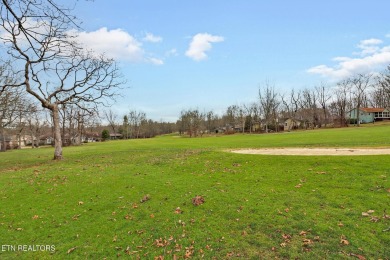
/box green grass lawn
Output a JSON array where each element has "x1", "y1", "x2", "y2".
[{"x1": 0, "y1": 125, "x2": 389, "y2": 259}]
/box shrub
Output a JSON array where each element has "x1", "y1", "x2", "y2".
[{"x1": 101, "y1": 129, "x2": 110, "y2": 141}]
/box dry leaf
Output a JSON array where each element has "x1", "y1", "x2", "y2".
[
  {"x1": 302, "y1": 238, "x2": 313, "y2": 246},
  {"x1": 67, "y1": 247, "x2": 76, "y2": 254},
  {"x1": 184, "y1": 246, "x2": 194, "y2": 258},
  {"x1": 140, "y1": 194, "x2": 151, "y2": 203},
  {"x1": 299, "y1": 231, "x2": 307, "y2": 236},
  {"x1": 349, "y1": 253, "x2": 366, "y2": 260},
  {"x1": 32, "y1": 215, "x2": 39, "y2": 220},
  {"x1": 338, "y1": 222, "x2": 344, "y2": 227},
  {"x1": 370, "y1": 216, "x2": 380, "y2": 222},
  {"x1": 340, "y1": 236, "x2": 349, "y2": 245},
  {"x1": 174, "y1": 207, "x2": 182, "y2": 214}
]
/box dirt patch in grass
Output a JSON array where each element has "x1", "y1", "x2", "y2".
[{"x1": 230, "y1": 148, "x2": 390, "y2": 156}]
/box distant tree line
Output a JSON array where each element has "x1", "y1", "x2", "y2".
[{"x1": 177, "y1": 67, "x2": 390, "y2": 137}]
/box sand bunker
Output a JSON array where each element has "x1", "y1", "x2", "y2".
[{"x1": 230, "y1": 148, "x2": 390, "y2": 156}]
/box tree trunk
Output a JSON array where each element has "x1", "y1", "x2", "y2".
[
  {"x1": 356, "y1": 106, "x2": 361, "y2": 127},
  {"x1": 0, "y1": 128, "x2": 6, "y2": 152},
  {"x1": 52, "y1": 105, "x2": 63, "y2": 160}
]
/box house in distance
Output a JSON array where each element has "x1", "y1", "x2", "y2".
[{"x1": 348, "y1": 108, "x2": 390, "y2": 124}]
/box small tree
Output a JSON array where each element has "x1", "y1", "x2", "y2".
[{"x1": 101, "y1": 129, "x2": 110, "y2": 141}]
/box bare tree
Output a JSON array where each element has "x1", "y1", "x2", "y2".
[
  {"x1": 224, "y1": 105, "x2": 239, "y2": 132},
  {"x1": 243, "y1": 103, "x2": 259, "y2": 133},
  {"x1": 331, "y1": 79, "x2": 351, "y2": 127},
  {"x1": 104, "y1": 109, "x2": 118, "y2": 138},
  {"x1": 27, "y1": 106, "x2": 47, "y2": 148},
  {"x1": 315, "y1": 82, "x2": 332, "y2": 127},
  {"x1": 301, "y1": 88, "x2": 319, "y2": 129},
  {"x1": 179, "y1": 109, "x2": 204, "y2": 137},
  {"x1": 127, "y1": 110, "x2": 146, "y2": 138},
  {"x1": 350, "y1": 74, "x2": 372, "y2": 126},
  {"x1": 259, "y1": 83, "x2": 280, "y2": 132},
  {"x1": 237, "y1": 105, "x2": 246, "y2": 133},
  {"x1": 372, "y1": 66, "x2": 390, "y2": 108},
  {"x1": 205, "y1": 111, "x2": 218, "y2": 133},
  {"x1": 1, "y1": 0, "x2": 124, "y2": 159},
  {"x1": 0, "y1": 88, "x2": 23, "y2": 151}
]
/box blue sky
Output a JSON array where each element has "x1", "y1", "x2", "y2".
[{"x1": 68, "y1": 0, "x2": 390, "y2": 121}]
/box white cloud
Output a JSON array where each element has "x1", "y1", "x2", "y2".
[
  {"x1": 356, "y1": 38, "x2": 383, "y2": 56},
  {"x1": 75, "y1": 27, "x2": 144, "y2": 62},
  {"x1": 332, "y1": 56, "x2": 352, "y2": 62},
  {"x1": 185, "y1": 33, "x2": 224, "y2": 61},
  {"x1": 359, "y1": 38, "x2": 383, "y2": 46},
  {"x1": 143, "y1": 32, "x2": 163, "y2": 43},
  {"x1": 165, "y1": 48, "x2": 178, "y2": 57},
  {"x1": 72, "y1": 28, "x2": 165, "y2": 66},
  {"x1": 308, "y1": 38, "x2": 390, "y2": 80},
  {"x1": 147, "y1": 57, "x2": 164, "y2": 65}
]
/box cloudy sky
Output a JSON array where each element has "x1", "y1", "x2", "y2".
[{"x1": 67, "y1": 0, "x2": 390, "y2": 121}]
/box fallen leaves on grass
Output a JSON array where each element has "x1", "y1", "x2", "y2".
[
  {"x1": 140, "y1": 194, "x2": 151, "y2": 203},
  {"x1": 340, "y1": 235, "x2": 349, "y2": 245},
  {"x1": 295, "y1": 184, "x2": 302, "y2": 188},
  {"x1": 370, "y1": 216, "x2": 380, "y2": 222},
  {"x1": 184, "y1": 246, "x2": 194, "y2": 258},
  {"x1": 349, "y1": 253, "x2": 366, "y2": 260},
  {"x1": 154, "y1": 238, "x2": 170, "y2": 247},
  {"x1": 32, "y1": 215, "x2": 39, "y2": 220},
  {"x1": 72, "y1": 214, "x2": 81, "y2": 220},
  {"x1": 174, "y1": 207, "x2": 182, "y2": 214},
  {"x1": 362, "y1": 210, "x2": 375, "y2": 216},
  {"x1": 192, "y1": 195, "x2": 205, "y2": 206},
  {"x1": 299, "y1": 230, "x2": 307, "y2": 236},
  {"x1": 124, "y1": 214, "x2": 133, "y2": 220},
  {"x1": 282, "y1": 233, "x2": 292, "y2": 243},
  {"x1": 302, "y1": 238, "x2": 314, "y2": 247}
]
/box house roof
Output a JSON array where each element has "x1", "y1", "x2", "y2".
[{"x1": 360, "y1": 107, "x2": 385, "y2": 113}]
